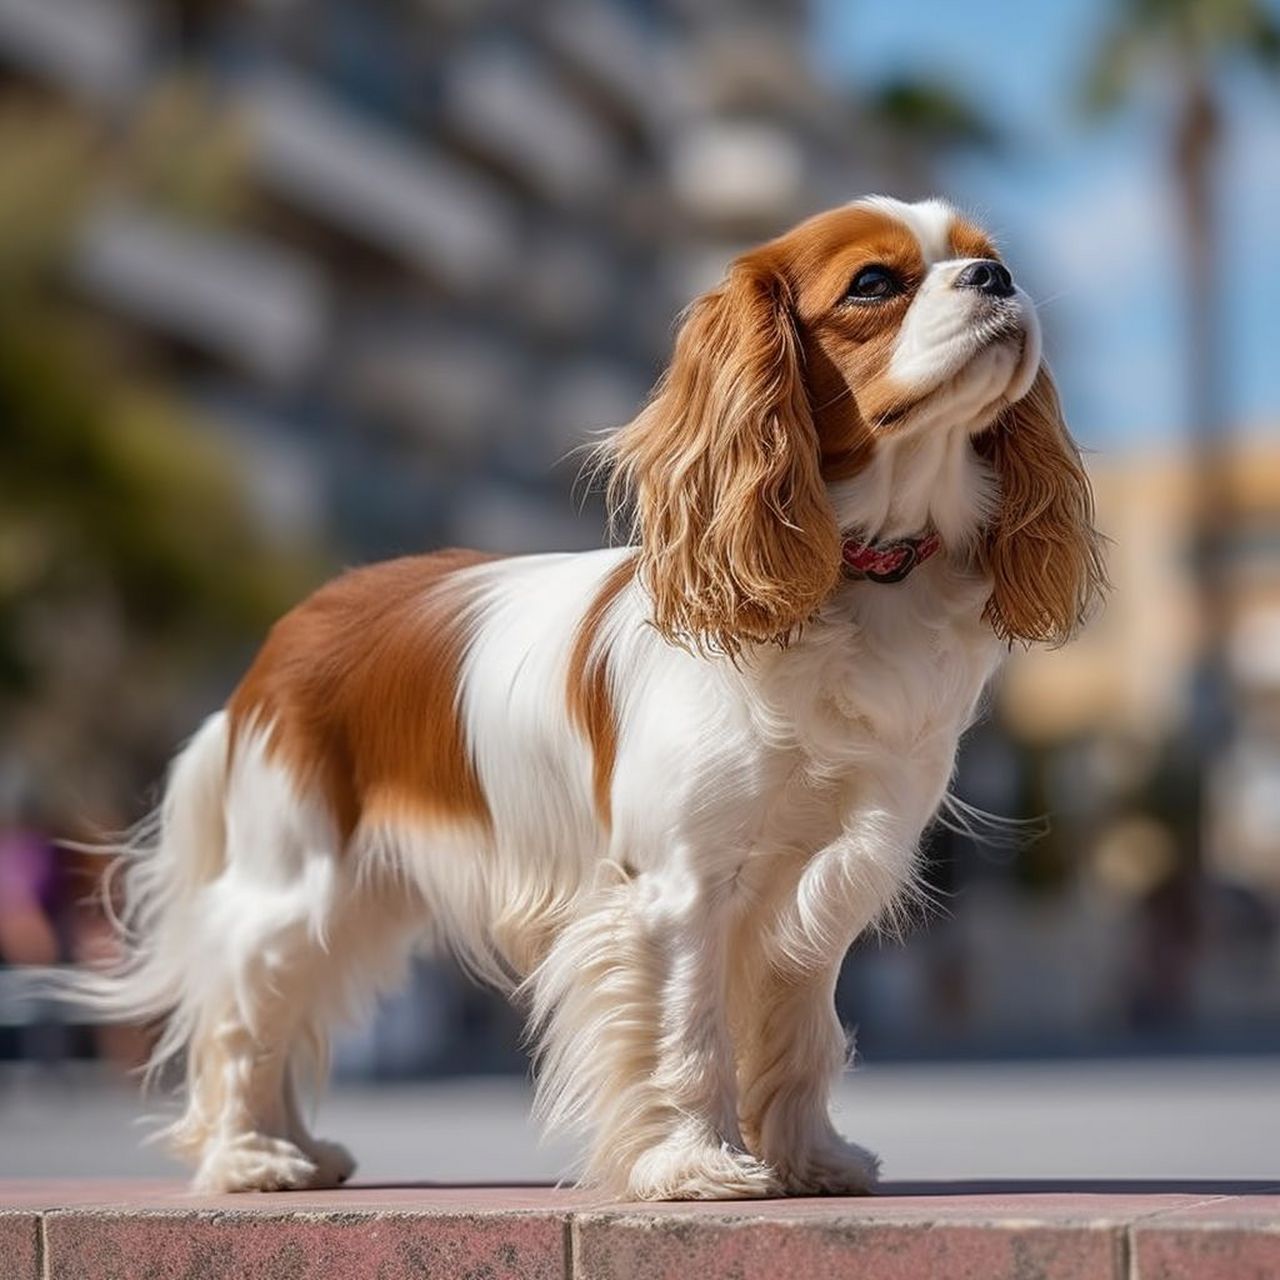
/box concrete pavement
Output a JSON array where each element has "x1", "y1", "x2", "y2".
[{"x1": 2, "y1": 1056, "x2": 1278, "y2": 1184}]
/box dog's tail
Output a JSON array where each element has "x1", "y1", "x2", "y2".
[{"x1": 47, "y1": 710, "x2": 230, "y2": 1083}]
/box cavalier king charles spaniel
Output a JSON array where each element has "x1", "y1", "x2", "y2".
[{"x1": 75, "y1": 196, "x2": 1104, "y2": 1199}]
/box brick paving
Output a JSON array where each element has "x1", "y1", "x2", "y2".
[{"x1": 2, "y1": 1178, "x2": 1278, "y2": 1279}]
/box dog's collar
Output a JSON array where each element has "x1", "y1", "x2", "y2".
[{"x1": 841, "y1": 529, "x2": 942, "y2": 584}]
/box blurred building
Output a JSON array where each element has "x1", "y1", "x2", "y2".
[
  {"x1": 0, "y1": 0, "x2": 873, "y2": 562},
  {"x1": 933, "y1": 438, "x2": 1280, "y2": 1055},
  {"x1": 1005, "y1": 438, "x2": 1280, "y2": 885}
]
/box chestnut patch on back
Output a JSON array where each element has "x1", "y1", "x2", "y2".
[{"x1": 228, "y1": 549, "x2": 499, "y2": 841}]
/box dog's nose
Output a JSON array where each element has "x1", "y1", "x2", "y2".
[{"x1": 955, "y1": 259, "x2": 1014, "y2": 298}]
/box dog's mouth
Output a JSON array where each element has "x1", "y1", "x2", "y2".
[
  {"x1": 983, "y1": 314, "x2": 1026, "y2": 348},
  {"x1": 994, "y1": 317, "x2": 1041, "y2": 406},
  {"x1": 872, "y1": 323, "x2": 1031, "y2": 435}
]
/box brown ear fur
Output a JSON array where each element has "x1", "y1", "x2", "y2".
[
  {"x1": 976, "y1": 367, "x2": 1107, "y2": 646},
  {"x1": 608, "y1": 256, "x2": 839, "y2": 655}
]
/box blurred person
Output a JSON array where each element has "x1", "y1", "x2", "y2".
[
  {"x1": 0, "y1": 804, "x2": 62, "y2": 1063},
  {"x1": 0, "y1": 822, "x2": 58, "y2": 969}
]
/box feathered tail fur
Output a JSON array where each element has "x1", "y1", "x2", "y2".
[{"x1": 53, "y1": 711, "x2": 230, "y2": 1086}]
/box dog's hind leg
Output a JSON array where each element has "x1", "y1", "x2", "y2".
[
  {"x1": 168, "y1": 859, "x2": 345, "y2": 1192},
  {"x1": 168, "y1": 737, "x2": 419, "y2": 1193}
]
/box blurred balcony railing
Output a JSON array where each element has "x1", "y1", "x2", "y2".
[
  {"x1": 246, "y1": 73, "x2": 519, "y2": 292},
  {"x1": 0, "y1": 0, "x2": 146, "y2": 105},
  {"x1": 75, "y1": 202, "x2": 329, "y2": 386}
]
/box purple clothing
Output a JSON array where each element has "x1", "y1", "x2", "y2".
[{"x1": 0, "y1": 829, "x2": 57, "y2": 915}]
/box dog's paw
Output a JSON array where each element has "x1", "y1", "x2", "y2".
[
  {"x1": 192, "y1": 1134, "x2": 323, "y2": 1193},
  {"x1": 627, "y1": 1135, "x2": 781, "y2": 1201},
  {"x1": 771, "y1": 1132, "x2": 880, "y2": 1196},
  {"x1": 301, "y1": 1136, "x2": 357, "y2": 1187}
]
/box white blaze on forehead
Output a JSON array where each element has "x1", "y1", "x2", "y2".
[{"x1": 856, "y1": 195, "x2": 958, "y2": 265}]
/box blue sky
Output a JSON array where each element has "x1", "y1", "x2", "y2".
[{"x1": 811, "y1": 0, "x2": 1280, "y2": 453}]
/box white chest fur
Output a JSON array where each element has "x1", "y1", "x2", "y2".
[{"x1": 748, "y1": 562, "x2": 1002, "y2": 774}]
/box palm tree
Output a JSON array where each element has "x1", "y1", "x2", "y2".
[
  {"x1": 1084, "y1": 0, "x2": 1280, "y2": 852},
  {"x1": 1087, "y1": 0, "x2": 1278, "y2": 442}
]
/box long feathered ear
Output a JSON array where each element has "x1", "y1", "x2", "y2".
[
  {"x1": 607, "y1": 256, "x2": 840, "y2": 656},
  {"x1": 976, "y1": 366, "x2": 1107, "y2": 646}
]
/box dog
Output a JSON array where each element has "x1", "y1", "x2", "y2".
[{"x1": 71, "y1": 196, "x2": 1104, "y2": 1199}]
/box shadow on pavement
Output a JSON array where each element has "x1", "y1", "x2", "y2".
[{"x1": 341, "y1": 1178, "x2": 1280, "y2": 1197}]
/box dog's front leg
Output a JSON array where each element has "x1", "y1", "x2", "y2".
[
  {"x1": 736, "y1": 775, "x2": 939, "y2": 1195},
  {"x1": 736, "y1": 946, "x2": 881, "y2": 1196},
  {"x1": 532, "y1": 862, "x2": 778, "y2": 1200},
  {"x1": 625, "y1": 870, "x2": 781, "y2": 1200}
]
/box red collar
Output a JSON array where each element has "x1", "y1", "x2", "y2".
[{"x1": 841, "y1": 530, "x2": 942, "y2": 584}]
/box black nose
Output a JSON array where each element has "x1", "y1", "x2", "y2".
[{"x1": 955, "y1": 259, "x2": 1014, "y2": 298}]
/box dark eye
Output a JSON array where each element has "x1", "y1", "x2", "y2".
[{"x1": 845, "y1": 265, "x2": 899, "y2": 301}]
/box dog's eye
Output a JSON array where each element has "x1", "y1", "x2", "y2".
[{"x1": 845, "y1": 266, "x2": 900, "y2": 302}]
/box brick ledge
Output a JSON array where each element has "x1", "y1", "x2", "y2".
[{"x1": 2, "y1": 1179, "x2": 1278, "y2": 1279}]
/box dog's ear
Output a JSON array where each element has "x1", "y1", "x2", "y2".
[
  {"x1": 608, "y1": 254, "x2": 840, "y2": 655},
  {"x1": 976, "y1": 366, "x2": 1107, "y2": 645}
]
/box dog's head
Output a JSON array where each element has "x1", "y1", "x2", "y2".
[{"x1": 609, "y1": 196, "x2": 1104, "y2": 655}]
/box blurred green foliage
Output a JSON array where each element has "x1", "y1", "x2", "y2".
[
  {"x1": 1084, "y1": 0, "x2": 1280, "y2": 115},
  {"x1": 0, "y1": 314, "x2": 312, "y2": 676},
  {"x1": 0, "y1": 95, "x2": 322, "y2": 821}
]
